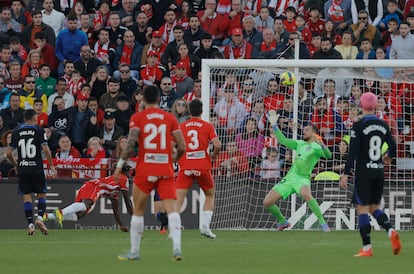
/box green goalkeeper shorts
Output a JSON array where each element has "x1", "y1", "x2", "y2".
[{"x1": 273, "y1": 176, "x2": 310, "y2": 200}]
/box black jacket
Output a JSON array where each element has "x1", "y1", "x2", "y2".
[
  {"x1": 66, "y1": 106, "x2": 98, "y2": 144},
  {"x1": 98, "y1": 124, "x2": 124, "y2": 153},
  {"x1": 1, "y1": 107, "x2": 24, "y2": 130}
]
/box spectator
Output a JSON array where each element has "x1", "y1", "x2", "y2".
[
  {"x1": 264, "y1": 78, "x2": 284, "y2": 111},
  {"x1": 48, "y1": 95, "x2": 70, "y2": 134},
  {"x1": 113, "y1": 95, "x2": 132, "y2": 134},
  {"x1": 61, "y1": 60, "x2": 75, "y2": 83},
  {"x1": 223, "y1": 28, "x2": 253, "y2": 59},
  {"x1": 213, "y1": 140, "x2": 249, "y2": 177},
  {"x1": 11, "y1": 0, "x2": 29, "y2": 30},
  {"x1": 322, "y1": 78, "x2": 341, "y2": 109},
  {"x1": 92, "y1": 0, "x2": 111, "y2": 31},
  {"x1": 21, "y1": 10, "x2": 55, "y2": 49},
  {"x1": 0, "y1": 76, "x2": 11, "y2": 110},
  {"x1": 0, "y1": 7, "x2": 21, "y2": 45},
  {"x1": 55, "y1": 15, "x2": 88, "y2": 75},
  {"x1": 34, "y1": 32, "x2": 59, "y2": 76},
  {"x1": 276, "y1": 96, "x2": 294, "y2": 138},
  {"x1": 139, "y1": 51, "x2": 166, "y2": 88},
  {"x1": 329, "y1": 139, "x2": 348, "y2": 173},
  {"x1": 296, "y1": 14, "x2": 312, "y2": 45},
  {"x1": 32, "y1": 98, "x2": 48, "y2": 127},
  {"x1": 18, "y1": 75, "x2": 48, "y2": 112},
  {"x1": 87, "y1": 96, "x2": 104, "y2": 127},
  {"x1": 389, "y1": 21, "x2": 414, "y2": 59},
  {"x1": 158, "y1": 76, "x2": 180, "y2": 111},
  {"x1": 356, "y1": 38, "x2": 376, "y2": 59},
  {"x1": 41, "y1": 0, "x2": 65, "y2": 36},
  {"x1": 1, "y1": 93, "x2": 23, "y2": 129},
  {"x1": 84, "y1": 136, "x2": 107, "y2": 158},
  {"x1": 67, "y1": 93, "x2": 98, "y2": 153},
  {"x1": 118, "y1": 0, "x2": 136, "y2": 28},
  {"x1": 9, "y1": 35, "x2": 27, "y2": 63},
  {"x1": 314, "y1": 67, "x2": 354, "y2": 97},
  {"x1": 112, "y1": 30, "x2": 143, "y2": 80},
  {"x1": 98, "y1": 110, "x2": 124, "y2": 156},
  {"x1": 308, "y1": 32, "x2": 322, "y2": 57},
  {"x1": 236, "y1": 117, "x2": 265, "y2": 169},
  {"x1": 374, "y1": 48, "x2": 393, "y2": 79},
  {"x1": 244, "y1": 99, "x2": 269, "y2": 135},
  {"x1": 261, "y1": 31, "x2": 310, "y2": 59},
  {"x1": 80, "y1": 14, "x2": 94, "y2": 43},
  {"x1": 221, "y1": 0, "x2": 245, "y2": 45},
  {"x1": 381, "y1": 18, "x2": 399, "y2": 49},
  {"x1": 260, "y1": 147, "x2": 280, "y2": 179},
  {"x1": 348, "y1": 10, "x2": 380, "y2": 47},
  {"x1": 75, "y1": 45, "x2": 102, "y2": 82},
  {"x1": 110, "y1": 135, "x2": 133, "y2": 159},
  {"x1": 171, "y1": 98, "x2": 190, "y2": 123},
  {"x1": 62, "y1": 2, "x2": 85, "y2": 28},
  {"x1": 273, "y1": 16, "x2": 289, "y2": 45},
  {"x1": 351, "y1": 0, "x2": 383, "y2": 27},
  {"x1": 306, "y1": 6, "x2": 325, "y2": 35},
  {"x1": 194, "y1": 32, "x2": 222, "y2": 60},
  {"x1": 376, "y1": 96, "x2": 399, "y2": 139},
  {"x1": 130, "y1": 11, "x2": 152, "y2": 46},
  {"x1": 335, "y1": 96, "x2": 350, "y2": 127},
  {"x1": 140, "y1": 30, "x2": 166, "y2": 65},
  {"x1": 172, "y1": 61, "x2": 194, "y2": 96},
  {"x1": 254, "y1": 7, "x2": 274, "y2": 32},
  {"x1": 161, "y1": 25, "x2": 194, "y2": 73},
  {"x1": 0, "y1": 46, "x2": 12, "y2": 79},
  {"x1": 99, "y1": 78, "x2": 126, "y2": 111},
  {"x1": 137, "y1": 0, "x2": 178, "y2": 30},
  {"x1": 174, "y1": 43, "x2": 200, "y2": 79},
  {"x1": 47, "y1": 78, "x2": 75, "y2": 114},
  {"x1": 242, "y1": 15, "x2": 262, "y2": 58},
  {"x1": 54, "y1": 135, "x2": 82, "y2": 177},
  {"x1": 324, "y1": 0, "x2": 353, "y2": 32},
  {"x1": 67, "y1": 70, "x2": 86, "y2": 98},
  {"x1": 131, "y1": 89, "x2": 143, "y2": 112},
  {"x1": 322, "y1": 19, "x2": 342, "y2": 46},
  {"x1": 21, "y1": 49, "x2": 44, "y2": 78},
  {"x1": 334, "y1": 31, "x2": 358, "y2": 59},
  {"x1": 5, "y1": 61, "x2": 23, "y2": 92},
  {"x1": 43, "y1": 125, "x2": 61, "y2": 154},
  {"x1": 177, "y1": 0, "x2": 192, "y2": 29},
  {"x1": 93, "y1": 28, "x2": 115, "y2": 74},
  {"x1": 183, "y1": 78, "x2": 201, "y2": 102},
  {"x1": 158, "y1": 8, "x2": 178, "y2": 44},
  {"x1": 116, "y1": 64, "x2": 137, "y2": 100},
  {"x1": 0, "y1": 129, "x2": 15, "y2": 177},
  {"x1": 214, "y1": 85, "x2": 246, "y2": 134},
  {"x1": 197, "y1": 0, "x2": 224, "y2": 45},
  {"x1": 283, "y1": 6, "x2": 297, "y2": 33},
  {"x1": 105, "y1": 11, "x2": 128, "y2": 48},
  {"x1": 90, "y1": 66, "x2": 109, "y2": 101},
  {"x1": 349, "y1": 84, "x2": 362, "y2": 105},
  {"x1": 184, "y1": 14, "x2": 205, "y2": 48},
  {"x1": 343, "y1": 102, "x2": 359, "y2": 129},
  {"x1": 379, "y1": 0, "x2": 403, "y2": 30},
  {"x1": 238, "y1": 77, "x2": 255, "y2": 112},
  {"x1": 312, "y1": 36, "x2": 343, "y2": 59},
  {"x1": 258, "y1": 28, "x2": 277, "y2": 54}
]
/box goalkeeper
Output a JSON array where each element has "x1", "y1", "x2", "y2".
[{"x1": 263, "y1": 110, "x2": 332, "y2": 231}]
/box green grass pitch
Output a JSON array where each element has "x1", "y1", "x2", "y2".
[{"x1": 2, "y1": 229, "x2": 412, "y2": 274}]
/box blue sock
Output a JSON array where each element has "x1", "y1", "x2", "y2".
[
  {"x1": 37, "y1": 198, "x2": 46, "y2": 217},
  {"x1": 156, "y1": 212, "x2": 168, "y2": 228},
  {"x1": 359, "y1": 214, "x2": 371, "y2": 246},
  {"x1": 373, "y1": 209, "x2": 392, "y2": 232},
  {"x1": 24, "y1": 202, "x2": 33, "y2": 225}
]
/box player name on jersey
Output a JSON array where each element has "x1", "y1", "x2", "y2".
[{"x1": 18, "y1": 130, "x2": 36, "y2": 136}]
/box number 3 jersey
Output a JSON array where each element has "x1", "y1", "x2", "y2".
[
  {"x1": 9, "y1": 124, "x2": 47, "y2": 174},
  {"x1": 345, "y1": 114, "x2": 396, "y2": 175},
  {"x1": 129, "y1": 107, "x2": 180, "y2": 177},
  {"x1": 179, "y1": 117, "x2": 218, "y2": 171}
]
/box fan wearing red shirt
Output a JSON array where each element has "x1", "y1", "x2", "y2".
[
  {"x1": 139, "y1": 50, "x2": 166, "y2": 87},
  {"x1": 283, "y1": 6, "x2": 297, "y2": 33},
  {"x1": 306, "y1": 7, "x2": 325, "y2": 35},
  {"x1": 223, "y1": 28, "x2": 253, "y2": 59},
  {"x1": 34, "y1": 99, "x2": 48, "y2": 127},
  {"x1": 115, "y1": 85, "x2": 186, "y2": 261},
  {"x1": 176, "y1": 99, "x2": 222, "y2": 239}
]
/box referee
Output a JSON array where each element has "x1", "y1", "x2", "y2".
[{"x1": 340, "y1": 92, "x2": 401, "y2": 257}]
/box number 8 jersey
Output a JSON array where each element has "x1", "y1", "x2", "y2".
[
  {"x1": 129, "y1": 107, "x2": 180, "y2": 177},
  {"x1": 9, "y1": 124, "x2": 47, "y2": 174}
]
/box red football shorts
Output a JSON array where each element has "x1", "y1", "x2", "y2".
[
  {"x1": 75, "y1": 182, "x2": 100, "y2": 204},
  {"x1": 176, "y1": 170, "x2": 214, "y2": 192},
  {"x1": 134, "y1": 175, "x2": 176, "y2": 200}
]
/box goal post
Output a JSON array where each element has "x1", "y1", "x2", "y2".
[{"x1": 201, "y1": 59, "x2": 414, "y2": 231}]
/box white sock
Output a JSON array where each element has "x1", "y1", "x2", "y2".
[
  {"x1": 363, "y1": 244, "x2": 372, "y2": 251},
  {"x1": 64, "y1": 213, "x2": 78, "y2": 221},
  {"x1": 168, "y1": 212, "x2": 181, "y2": 252},
  {"x1": 201, "y1": 211, "x2": 213, "y2": 230},
  {"x1": 62, "y1": 202, "x2": 87, "y2": 216},
  {"x1": 388, "y1": 228, "x2": 395, "y2": 238},
  {"x1": 130, "y1": 215, "x2": 144, "y2": 254}
]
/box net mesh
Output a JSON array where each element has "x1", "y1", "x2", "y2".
[{"x1": 206, "y1": 62, "x2": 414, "y2": 231}]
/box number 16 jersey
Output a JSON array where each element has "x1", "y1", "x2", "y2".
[{"x1": 129, "y1": 107, "x2": 180, "y2": 177}]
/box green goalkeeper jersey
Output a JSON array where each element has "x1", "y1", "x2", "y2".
[{"x1": 275, "y1": 129, "x2": 332, "y2": 179}]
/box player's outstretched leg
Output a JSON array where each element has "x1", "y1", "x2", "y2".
[
  {"x1": 372, "y1": 209, "x2": 401, "y2": 255},
  {"x1": 263, "y1": 189, "x2": 290, "y2": 231},
  {"x1": 308, "y1": 198, "x2": 330, "y2": 232},
  {"x1": 354, "y1": 213, "x2": 373, "y2": 257}
]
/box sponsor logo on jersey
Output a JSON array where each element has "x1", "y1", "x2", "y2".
[
  {"x1": 144, "y1": 153, "x2": 168, "y2": 163},
  {"x1": 186, "y1": 151, "x2": 206, "y2": 159}
]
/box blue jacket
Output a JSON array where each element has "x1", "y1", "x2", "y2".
[
  {"x1": 0, "y1": 87, "x2": 11, "y2": 110},
  {"x1": 113, "y1": 41, "x2": 143, "y2": 71},
  {"x1": 55, "y1": 29, "x2": 88, "y2": 62},
  {"x1": 356, "y1": 49, "x2": 376, "y2": 59}
]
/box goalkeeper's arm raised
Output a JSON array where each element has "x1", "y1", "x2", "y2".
[{"x1": 268, "y1": 110, "x2": 298, "y2": 150}]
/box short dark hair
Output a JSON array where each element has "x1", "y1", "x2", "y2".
[
  {"x1": 39, "y1": 63, "x2": 50, "y2": 70},
  {"x1": 34, "y1": 98, "x2": 43, "y2": 104},
  {"x1": 35, "y1": 31, "x2": 46, "y2": 40},
  {"x1": 143, "y1": 85, "x2": 160, "y2": 104},
  {"x1": 308, "y1": 123, "x2": 319, "y2": 134},
  {"x1": 23, "y1": 109, "x2": 36, "y2": 122},
  {"x1": 67, "y1": 15, "x2": 78, "y2": 21},
  {"x1": 189, "y1": 99, "x2": 202, "y2": 116},
  {"x1": 9, "y1": 36, "x2": 21, "y2": 44},
  {"x1": 321, "y1": 36, "x2": 332, "y2": 43},
  {"x1": 173, "y1": 25, "x2": 185, "y2": 32},
  {"x1": 64, "y1": 60, "x2": 75, "y2": 68},
  {"x1": 57, "y1": 77, "x2": 67, "y2": 85},
  {"x1": 88, "y1": 96, "x2": 98, "y2": 102},
  {"x1": 32, "y1": 10, "x2": 42, "y2": 17}
]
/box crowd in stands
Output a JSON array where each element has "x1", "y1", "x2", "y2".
[{"x1": 0, "y1": 0, "x2": 413, "y2": 178}]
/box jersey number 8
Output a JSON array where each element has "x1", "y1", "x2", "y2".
[{"x1": 368, "y1": 135, "x2": 382, "y2": 161}]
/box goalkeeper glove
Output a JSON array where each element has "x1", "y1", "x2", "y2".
[{"x1": 267, "y1": 110, "x2": 279, "y2": 126}]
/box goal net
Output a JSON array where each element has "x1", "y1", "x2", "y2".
[{"x1": 201, "y1": 59, "x2": 414, "y2": 231}]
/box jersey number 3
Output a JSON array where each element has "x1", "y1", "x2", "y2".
[
  {"x1": 187, "y1": 130, "x2": 199, "y2": 150},
  {"x1": 18, "y1": 138, "x2": 36, "y2": 158},
  {"x1": 144, "y1": 124, "x2": 166, "y2": 149}
]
